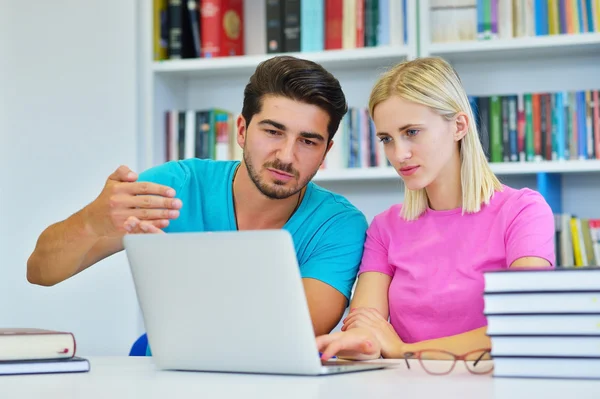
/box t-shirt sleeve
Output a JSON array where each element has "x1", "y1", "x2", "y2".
[
  {"x1": 299, "y1": 210, "x2": 368, "y2": 301},
  {"x1": 137, "y1": 160, "x2": 189, "y2": 195},
  {"x1": 505, "y1": 189, "x2": 556, "y2": 267},
  {"x1": 358, "y1": 214, "x2": 393, "y2": 276}
]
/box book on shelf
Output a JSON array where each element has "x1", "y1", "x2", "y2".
[
  {"x1": 482, "y1": 267, "x2": 600, "y2": 379},
  {"x1": 554, "y1": 215, "x2": 600, "y2": 267},
  {"x1": 429, "y1": 0, "x2": 600, "y2": 44},
  {"x1": 0, "y1": 328, "x2": 90, "y2": 376},
  {"x1": 153, "y1": 0, "x2": 409, "y2": 61},
  {"x1": 164, "y1": 108, "x2": 242, "y2": 162},
  {"x1": 469, "y1": 89, "x2": 600, "y2": 164}
]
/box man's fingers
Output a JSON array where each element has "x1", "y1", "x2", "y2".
[
  {"x1": 133, "y1": 208, "x2": 180, "y2": 221},
  {"x1": 139, "y1": 221, "x2": 165, "y2": 234},
  {"x1": 121, "y1": 181, "x2": 176, "y2": 197},
  {"x1": 109, "y1": 165, "x2": 137, "y2": 182},
  {"x1": 124, "y1": 217, "x2": 168, "y2": 234},
  {"x1": 126, "y1": 195, "x2": 182, "y2": 210}
]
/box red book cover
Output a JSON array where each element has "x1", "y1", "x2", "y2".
[
  {"x1": 355, "y1": 0, "x2": 364, "y2": 47},
  {"x1": 325, "y1": 0, "x2": 343, "y2": 49},
  {"x1": 201, "y1": 0, "x2": 244, "y2": 58}
]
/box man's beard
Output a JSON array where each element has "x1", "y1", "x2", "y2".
[{"x1": 243, "y1": 149, "x2": 316, "y2": 200}]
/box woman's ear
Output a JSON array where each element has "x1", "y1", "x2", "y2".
[{"x1": 454, "y1": 112, "x2": 469, "y2": 141}]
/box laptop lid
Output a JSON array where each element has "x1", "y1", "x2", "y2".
[{"x1": 123, "y1": 230, "x2": 325, "y2": 375}]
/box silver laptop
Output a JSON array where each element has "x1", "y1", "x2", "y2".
[{"x1": 123, "y1": 230, "x2": 387, "y2": 376}]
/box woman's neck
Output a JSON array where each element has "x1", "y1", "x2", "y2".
[{"x1": 425, "y1": 154, "x2": 462, "y2": 211}]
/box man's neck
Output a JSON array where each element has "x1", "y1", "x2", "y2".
[{"x1": 232, "y1": 162, "x2": 304, "y2": 230}]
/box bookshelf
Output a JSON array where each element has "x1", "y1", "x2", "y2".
[
  {"x1": 426, "y1": 32, "x2": 600, "y2": 63},
  {"x1": 314, "y1": 160, "x2": 600, "y2": 182},
  {"x1": 138, "y1": 0, "x2": 600, "y2": 222},
  {"x1": 152, "y1": 46, "x2": 413, "y2": 78}
]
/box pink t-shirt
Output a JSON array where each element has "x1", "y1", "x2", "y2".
[{"x1": 358, "y1": 185, "x2": 555, "y2": 343}]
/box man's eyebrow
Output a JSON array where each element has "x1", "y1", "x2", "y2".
[
  {"x1": 258, "y1": 119, "x2": 286, "y2": 131},
  {"x1": 299, "y1": 132, "x2": 326, "y2": 142},
  {"x1": 258, "y1": 119, "x2": 326, "y2": 142}
]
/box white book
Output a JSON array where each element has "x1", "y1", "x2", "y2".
[
  {"x1": 484, "y1": 291, "x2": 600, "y2": 314},
  {"x1": 185, "y1": 110, "x2": 196, "y2": 159},
  {"x1": 483, "y1": 267, "x2": 600, "y2": 293},
  {"x1": 487, "y1": 314, "x2": 600, "y2": 336},
  {"x1": 389, "y1": 0, "x2": 404, "y2": 46},
  {"x1": 493, "y1": 356, "x2": 600, "y2": 379},
  {"x1": 491, "y1": 335, "x2": 600, "y2": 357}
]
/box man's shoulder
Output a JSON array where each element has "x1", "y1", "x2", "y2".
[
  {"x1": 306, "y1": 182, "x2": 366, "y2": 220},
  {"x1": 172, "y1": 158, "x2": 238, "y2": 177},
  {"x1": 139, "y1": 159, "x2": 238, "y2": 190}
]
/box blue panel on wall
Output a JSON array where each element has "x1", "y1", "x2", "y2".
[{"x1": 537, "y1": 172, "x2": 562, "y2": 214}]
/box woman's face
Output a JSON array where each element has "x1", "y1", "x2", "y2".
[{"x1": 373, "y1": 96, "x2": 462, "y2": 191}]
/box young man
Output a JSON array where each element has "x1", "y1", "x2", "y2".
[{"x1": 27, "y1": 55, "x2": 368, "y2": 337}]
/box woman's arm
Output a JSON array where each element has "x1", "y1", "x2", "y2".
[{"x1": 349, "y1": 271, "x2": 392, "y2": 318}]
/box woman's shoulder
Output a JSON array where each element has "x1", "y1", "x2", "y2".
[
  {"x1": 493, "y1": 185, "x2": 549, "y2": 207},
  {"x1": 490, "y1": 185, "x2": 553, "y2": 220},
  {"x1": 368, "y1": 204, "x2": 406, "y2": 232}
]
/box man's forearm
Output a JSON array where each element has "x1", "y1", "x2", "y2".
[{"x1": 27, "y1": 209, "x2": 99, "y2": 286}]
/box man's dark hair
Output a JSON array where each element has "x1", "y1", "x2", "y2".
[{"x1": 241, "y1": 55, "x2": 348, "y2": 142}]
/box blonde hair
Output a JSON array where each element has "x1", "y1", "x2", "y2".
[{"x1": 369, "y1": 57, "x2": 502, "y2": 221}]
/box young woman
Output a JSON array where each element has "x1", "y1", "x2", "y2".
[{"x1": 316, "y1": 57, "x2": 555, "y2": 362}]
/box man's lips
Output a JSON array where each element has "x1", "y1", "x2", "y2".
[{"x1": 267, "y1": 168, "x2": 294, "y2": 178}]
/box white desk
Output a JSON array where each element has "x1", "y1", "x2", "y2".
[{"x1": 0, "y1": 357, "x2": 599, "y2": 399}]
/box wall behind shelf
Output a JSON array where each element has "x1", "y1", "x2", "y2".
[{"x1": 0, "y1": 0, "x2": 142, "y2": 356}]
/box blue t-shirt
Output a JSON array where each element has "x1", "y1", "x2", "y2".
[{"x1": 137, "y1": 159, "x2": 368, "y2": 355}]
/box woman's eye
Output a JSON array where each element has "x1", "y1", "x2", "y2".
[
  {"x1": 378, "y1": 136, "x2": 392, "y2": 144},
  {"x1": 406, "y1": 129, "x2": 419, "y2": 137}
]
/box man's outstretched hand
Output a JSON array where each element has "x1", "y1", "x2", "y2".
[{"x1": 83, "y1": 165, "x2": 181, "y2": 237}]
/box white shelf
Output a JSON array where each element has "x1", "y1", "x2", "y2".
[
  {"x1": 313, "y1": 160, "x2": 600, "y2": 182},
  {"x1": 152, "y1": 46, "x2": 411, "y2": 79},
  {"x1": 427, "y1": 33, "x2": 600, "y2": 63}
]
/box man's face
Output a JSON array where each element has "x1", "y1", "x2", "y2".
[{"x1": 237, "y1": 95, "x2": 332, "y2": 199}]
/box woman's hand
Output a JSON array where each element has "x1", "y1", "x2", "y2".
[
  {"x1": 316, "y1": 327, "x2": 382, "y2": 361},
  {"x1": 342, "y1": 307, "x2": 405, "y2": 358}
]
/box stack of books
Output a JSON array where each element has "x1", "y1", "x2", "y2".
[
  {"x1": 483, "y1": 267, "x2": 600, "y2": 379},
  {"x1": 0, "y1": 328, "x2": 89, "y2": 376}
]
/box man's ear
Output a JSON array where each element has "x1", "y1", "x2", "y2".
[
  {"x1": 454, "y1": 112, "x2": 469, "y2": 141},
  {"x1": 325, "y1": 140, "x2": 334, "y2": 158},
  {"x1": 319, "y1": 140, "x2": 334, "y2": 167},
  {"x1": 236, "y1": 114, "x2": 247, "y2": 148}
]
